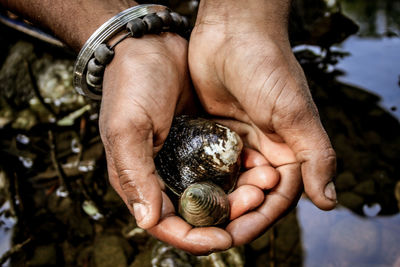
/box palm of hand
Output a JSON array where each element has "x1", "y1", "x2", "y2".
[{"x1": 189, "y1": 24, "x2": 336, "y2": 245}]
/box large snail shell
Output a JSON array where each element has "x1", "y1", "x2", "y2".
[{"x1": 155, "y1": 116, "x2": 243, "y2": 226}]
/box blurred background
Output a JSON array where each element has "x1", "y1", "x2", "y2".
[{"x1": 0, "y1": 0, "x2": 399, "y2": 266}]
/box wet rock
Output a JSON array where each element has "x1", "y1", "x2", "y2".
[
  {"x1": 371, "y1": 170, "x2": 393, "y2": 187},
  {"x1": 130, "y1": 238, "x2": 244, "y2": 267},
  {"x1": 36, "y1": 58, "x2": 86, "y2": 114},
  {"x1": 290, "y1": 0, "x2": 358, "y2": 47},
  {"x1": 335, "y1": 171, "x2": 357, "y2": 191},
  {"x1": 47, "y1": 193, "x2": 73, "y2": 217},
  {"x1": 11, "y1": 109, "x2": 37, "y2": 130},
  {"x1": 122, "y1": 224, "x2": 150, "y2": 246},
  {"x1": 77, "y1": 245, "x2": 93, "y2": 267},
  {"x1": 353, "y1": 179, "x2": 376, "y2": 196},
  {"x1": 61, "y1": 241, "x2": 79, "y2": 266},
  {"x1": 250, "y1": 210, "x2": 302, "y2": 266},
  {"x1": 273, "y1": 211, "x2": 302, "y2": 266},
  {"x1": 395, "y1": 181, "x2": 400, "y2": 210},
  {"x1": 0, "y1": 169, "x2": 10, "y2": 206},
  {"x1": 93, "y1": 235, "x2": 129, "y2": 267},
  {"x1": 0, "y1": 41, "x2": 36, "y2": 106},
  {"x1": 28, "y1": 244, "x2": 57, "y2": 266},
  {"x1": 103, "y1": 185, "x2": 125, "y2": 205},
  {"x1": 197, "y1": 247, "x2": 245, "y2": 267},
  {"x1": 82, "y1": 200, "x2": 104, "y2": 220},
  {"x1": 250, "y1": 231, "x2": 271, "y2": 251},
  {"x1": 0, "y1": 41, "x2": 87, "y2": 130},
  {"x1": 338, "y1": 192, "x2": 364, "y2": 211},
  {"x1": 363, "y1": 131, "x2": 382, "y2": 146},
  {"x1": 0, "y1": 98, "x2": 14, "y2": 128},
  {"x1": 130, "y1": 239, "x2": 194, "y2": 267}
]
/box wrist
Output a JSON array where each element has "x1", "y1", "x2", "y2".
[
  {"x1": 74, "y1": 5, "x2": 189, "y2": 99},
  {"x1": 195, "y1": 0, "x2": 290, "y2": 41},
  {"x1": 1, "y1": 0, "x2": 138, "y2": 51},
  {"x1": 68, "y1": 1, "x2": 139, "y2": 50}
]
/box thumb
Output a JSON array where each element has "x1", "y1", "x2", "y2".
[
  {"x1": 274, "y1": 101, "x2": 337, "y2": 210},
  {"x1": 101, "y1": 120, "x2": 163, "y2": 229}
]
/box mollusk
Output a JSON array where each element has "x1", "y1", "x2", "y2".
[{"x1": 155, "y1": 116, "x2": 243, "y2": 226}]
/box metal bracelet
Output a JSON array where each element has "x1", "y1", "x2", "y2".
[{"x1": 73, "y1": 4, "x2": 168, "y2": 100}]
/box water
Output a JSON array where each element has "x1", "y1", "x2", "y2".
[
  {"x1": 0, "y1": 202, "x2": 16, "y2": 267},
  {"x1": 337, "y1": 0, "x2": 400, "y2": 120},
  {"x1": 294, "y1": 1, "x2": 400, "y2": 265},
  {"x1": 298, "y1": 199, "x2": 400, "y2": 266},
  {"x1": 336, "y1": 36, "x2": 400, "y2": 119}
]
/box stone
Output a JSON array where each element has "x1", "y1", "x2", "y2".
[
  {"x1": 353, "y1": 179, "x2": 376, "y2": 196},
  {"x1": 335, "y1": 171, "x2": 357, "y2": 191},
  {"x1": 338, "y1": 192, "x2": 364, "y2": 211},
  {"x1": 28, "y1": 244, "x2": 57, "y2": 266},
  {"x1": 93, "y1": 235, "x2": 128, "y2": 267}
]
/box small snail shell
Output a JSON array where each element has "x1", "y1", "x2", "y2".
[{"x1": 179, "y1": 182, "x2": 230, "y2": 227}]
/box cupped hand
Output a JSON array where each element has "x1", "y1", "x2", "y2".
[
  {"x1": 99, "y1": 33, "x2": 235, "y2": 254},
  {"x1": 189, "y1": 0, "x2": 337, "y2": 246}
]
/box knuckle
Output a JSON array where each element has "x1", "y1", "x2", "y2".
[
  {"x1": 119, "y1": 170, "x2": 140, "y2": 197},
  {"x1": 99, "y1": 112, "x2": 152, "y2": 147},
  {"x1": 99, "y1": 115, "x2": 127, "y2": 145},
  {"x1": 272, "y1": 81, "x2": 320, "y2": 130},
  {"x1": 321, "y1": 147, "x2": 337, "y2": 168},
  {"x1": 297, "y1": 144, "x2": 336, "y2": 165}
]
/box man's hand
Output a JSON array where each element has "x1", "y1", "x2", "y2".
[
  {"x1": 189, "y1": 0, "x2": 337, "y2": 246},
  {"x1": 99, "y1": 33, "x2": 259, "y2": 255}
]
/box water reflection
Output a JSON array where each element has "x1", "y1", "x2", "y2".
[
  {"x1": 337, "y1": 0, "x2": 400, "y2": 119},
  {"x1": 336, "y1": 36, "x2": 400, "y2": 119},
  {"x1": 340, "y1": 0, "x2": 400, "y2": 37},
  {"x1": 298, "y1": 199, "x2": 400, "y2": 266},
  {"x1": 0, "y1": 202, "x2": 16, "y2": 261}
]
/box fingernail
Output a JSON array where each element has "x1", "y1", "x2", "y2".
[
  {"x1": 133, "y1": 203, "x2": 147, "y2": 223},
  {"x1": 324, "y1": 181, "x2": 337, "y2": 202}
]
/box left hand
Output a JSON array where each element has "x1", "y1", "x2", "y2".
[{"x1": 188, "y1": 0, "x2": 337, "y2": 246}]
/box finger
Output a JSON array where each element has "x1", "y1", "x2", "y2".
[
  {"x1": 236, "y1": 165, "x2": 280, "y2": 190},
  {"x1": 100, "y1": 116, "x2": 163, "y2": 229},
  {"x1": 105, "y1": 151, "x2": 133, "y2": 211},
  {"x1": 148, "y1": 192, "x2": 232, "y2": 255},
  {"x1": 106, "y1": 151, "x2": 166, "y2": 211},
  {"x1": 228, "y1": 185, "x2": 264, "y2": 220},
  {"x1": 241, "y1": 148, "x2": 270, "y2": 169},
  {"x1": 273, "y1": 100, "x2": 337, "y2": 210},
  {"x1": 226, "y1": 163, "x2": 302, "y2": 246}
]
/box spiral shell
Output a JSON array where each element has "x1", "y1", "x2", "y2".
[
  {"x1": 155, "y1": 116, "x2": 242, "y2": 226},
  {"x1": 179, "y1": 182, "x2": 230, "y2": 227}
]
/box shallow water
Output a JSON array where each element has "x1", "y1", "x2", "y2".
[
  {"x1": 336, "y1": 36, "x2": 400, "y2": 119},
  {"x1": 299, "y1": 199, "x2": 400, "y2": 266},
  {"x1": 295, "y1": 1, "x2": 400, "y2": 265}
]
